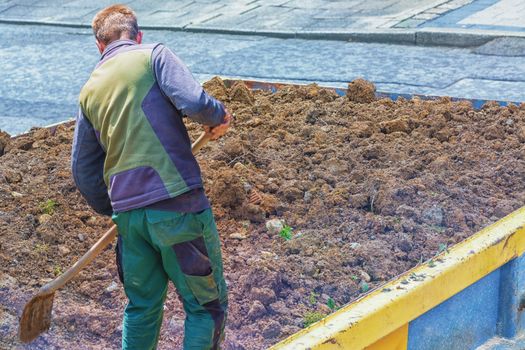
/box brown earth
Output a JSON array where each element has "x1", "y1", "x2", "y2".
[{"x1": 1, "y1": 77, "x2": 525, "y2": 349}]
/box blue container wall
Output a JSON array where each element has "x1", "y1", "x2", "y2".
[
  {"x1": 407, "y1": 254, "x2": 525, "y2": 350},
  {"x1": 498, "y1": 254, "x2": 525, "y2": 338}
]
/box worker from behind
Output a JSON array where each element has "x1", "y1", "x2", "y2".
[{"x1": 71, "y1": 4, "x2": 231, "y2": 349}]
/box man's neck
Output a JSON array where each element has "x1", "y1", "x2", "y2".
[{"x1": 97, "y1": 33, "x2": 139, "y2": 54}]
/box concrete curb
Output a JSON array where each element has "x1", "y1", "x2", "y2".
[
  {"x1": 415, "y1": 27, "x2": 525, "y2": 47},
  {"x1": 0, "y1": 18, "x2": 524, "y2": 47}
]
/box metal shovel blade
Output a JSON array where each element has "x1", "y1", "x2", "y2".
[{"x1": 18, "y1": 291, "x2": 55, "y2": 343}]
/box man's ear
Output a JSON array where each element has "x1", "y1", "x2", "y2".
[
  {"x1": 95, "y1": 39, "x2": 106, "y2": 54},
  {"x1": 136, "y1": 31, "x2": 143, "y2": 44}
]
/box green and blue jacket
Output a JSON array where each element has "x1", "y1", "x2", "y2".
[{"x1": 72, "y1": 40, "x2": 225, "y2": 215}]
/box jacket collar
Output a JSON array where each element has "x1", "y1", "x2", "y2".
[{"x1": 100, "y1": 39, "x2": 137, "y2": 60}]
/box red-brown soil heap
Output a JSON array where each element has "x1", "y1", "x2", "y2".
[{"x1": 1, "y1": 78, "x2": 524, "y2": 349}]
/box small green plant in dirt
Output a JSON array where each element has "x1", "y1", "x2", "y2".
[
  {"x1": 308, "y1": 291, "x2": 319, "y2": 306},
  {"x1": 360, "y1": 281, "x2": 370, "y2": 293},
  {"x1": 39, "y1": 199, "x2": 58, "y2": 215},
  {"x1": 53, "y1": 265, "x2": 63, "y2": 276},
  {"x1": 303, "y1": 311, "x2": 326, "y2": 328},
  {"x1": 351, "y1": 274, "x2": 358, "y2": 281},
  {"x1": 35, "y1": 243, "x2": 49, "y2": 253},
  {"x1": 279, "y1": 225, "x2": 293, "y2": 241},
  {"x1": 326, "y1": 297, "x2": 337, "y2": 311},
  {"x1": 437, "y1": 243, "x2": 449, "y2": 254}
]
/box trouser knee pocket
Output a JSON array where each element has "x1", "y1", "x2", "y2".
[{"x1": 172, "y1": 237, "x2": 219, "y2": 305}]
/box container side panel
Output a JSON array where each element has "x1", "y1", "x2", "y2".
[
  {"x1": 408, "y1": 269, "x2": 501, "y2": 350},
  {"x1": 519, "y1": 253, "x2": 525, "y2": 335},
  {"x1": 497, "y1": 257, "x2": 520, "y2": 338}
]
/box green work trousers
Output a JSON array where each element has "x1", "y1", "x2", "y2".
[{"x1": 112, "y1": 208, "x2": 228, "y2": 350}]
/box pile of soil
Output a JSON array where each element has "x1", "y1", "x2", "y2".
[{"x1": 1, "y1": 77, "x2": 524, "y2": 349}]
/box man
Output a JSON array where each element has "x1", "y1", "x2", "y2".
[{"x1": 71, "y1": 5, "x2": 230, "y2": 350}]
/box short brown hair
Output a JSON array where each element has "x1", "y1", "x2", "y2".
[{"x1": 92, "y1": 4, "x2": 139, "y2": 44}]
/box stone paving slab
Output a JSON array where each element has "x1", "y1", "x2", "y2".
[
  {"x1": 423, "y1": 0, "x2": 525, "y2": 32},
  {"x1": 0, "y1": 4, "x2": 93, "y2": 20},
  {"x1": 0, "y1": 0, "x2": 523, "y2": 47},
  {"x1": 142, "y1": 2, "x2": 227, "y2": 28},
  {"x1": 459, "y1": 0, "x2": 525, "y2": 27},
  {"x1": 185, "y1": 5, "x2": 299, "y2": 31}
]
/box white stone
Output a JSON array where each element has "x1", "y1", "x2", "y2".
[
  {"x1": 350, "y1": 242, "x2": 361, "y2": 249},
  {"x1": 38, "y1": 214, "x2": 52, "y2": 224},
  {"x1": 265, "y1": 219, "x2": 284, "y2": 234},
  {"x1": 105, "y1": 281, "x2": 119, "y2": 293},
  {"x1": 86, "y1": 216, "x2": 97, "y2": 225},
  {"x1": 58, "y1": 245, "x2": 70, "y2": 256},
  {"x1": 230, "y1": 232, "x2": 247, "y2": 240},
  {"x1": 260, "y1": 250, "x2": 276, "y2": 259},
  {"x1": 0, "y1": 273, "x2": 17, "y2": 288},
  {"x1": 359, "y1": 270, "x2": 372, "y2": 282}
]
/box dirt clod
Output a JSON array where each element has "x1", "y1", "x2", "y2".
[
  {"x1": 230, "y1": 81, "x2": 255, "y2": 105},
  {"x1": 3, "y1": 169, "x2": 22, "y2": 184},
  {"x1": 380, "y1": 117, "x2": 412, "y2": 134},
  {"x1": 203, "y1": 76, "x2": 229, "y2": 101},
  {"x1": 0, "y1": 130, "x2": 10, "y2": 156},
  {"x1": 347, "y1": 78, "x2": 376, "y2": 103},
  {"x1": 261, "y1": 320, "x2": 281, "y2": 339},
  {"x1": 247, "y1": 301, "x2": 267, "y2": 320},
  {"x1": 252, "y1": 287, "x2": 276, "y2": 304}
]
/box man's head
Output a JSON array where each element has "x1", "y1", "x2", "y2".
[{"x1": 92, "y1": 4, "x2": 142, "y2": 53}]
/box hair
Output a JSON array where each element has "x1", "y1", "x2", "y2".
[{"x1": 92, "y1": 4, "x2": 139, "y2": 44}]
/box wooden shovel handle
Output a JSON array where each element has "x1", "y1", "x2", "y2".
[
  {"x1": 40, "y1": 225, "x2": 117, "y2": 295},
  {"x1": 39, "y1": 131, "x2": 211, "y2": 295},
  {"x1": 191, "y1": 131, "x2": 213, "y2": 154}
]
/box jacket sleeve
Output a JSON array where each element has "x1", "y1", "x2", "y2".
[
  {"x1": 152, "y1": 44, "x2": 226, "y2": 126},
  {"x1": 71, "y1": 108, "x2": 113, "y2": 216}
]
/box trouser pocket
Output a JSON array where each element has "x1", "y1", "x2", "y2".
[
  {"x1": 172, "y1": 237, "x2": 219, "y2": 305},
  {"x1": 184, "y1": 274, "x2": 220, "y2": 305}
]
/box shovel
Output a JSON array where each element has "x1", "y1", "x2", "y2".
[{"x1": 19, "y1": 131, "x2": 212, "y2": 343}]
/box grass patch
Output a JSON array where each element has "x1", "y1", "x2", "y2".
[
  {"x1": 303, "y1": 311, "x2": 326, "y2": 327},
  {"x1": 279, "y1": 225, "x2": 293, "y2": 241},
  {"x1": 39, "y1": 199, "x2": 58, "y2": 215}
]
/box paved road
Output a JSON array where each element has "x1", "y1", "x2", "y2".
[{"x1": 1, "y1": 22, "x2": 525, "y2": 135}]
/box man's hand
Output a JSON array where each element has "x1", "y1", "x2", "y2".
[{"x1": 204, "y1": 112, "x2": 232, "y2": 140}]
